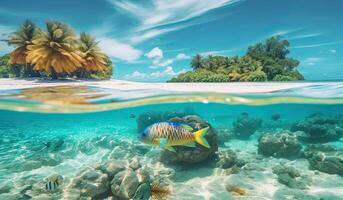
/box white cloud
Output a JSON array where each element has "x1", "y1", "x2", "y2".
[
  {"x1": 303, "y1": 57, "x2": 323, "y2": 66},
  {"x1": 145, "y1": 47, "x2": 163, "y2": 59},
  {"x1": 124, "y1": 66, "x2": 186, "y2": 81},
  {"x1": 330, "y1": 49, "x2": 337, "y2": 54},
  {"x1": 98, "y1": 37, "x2": 142, "y2": 62},
  {"x1": 287, "y1": 33, "x2": 323, "y2": 40},
  {"x1": 200, "y1": 49, "x2": 234, "y2": 56},
  {"x1": 110, "y1": 0, "x2": 240, "y2": 42},
  {"x1": 0, "y1": 42, "x2": 12, "y2": 55},
  {"x1": 145, "y1": 47, "x2": 175, "y2": 68},
  {"x1": 175, "y1": 53, "x2": 190, "y2": 60},
  {"x1": 270, "y1": 27, "x2": 307, "y2": 37},
  {"x1": 124, "y1": 70, "x2": 147, "y2": 79},
  {"x1": 292, "y1": 42, "x2": 340, "y2": 49},
  {"x1": 130, "y1": 28, "x2": 173, "y2": 44},
  {"x1": 150, "y1": 66, "x2": 186, "y2": 78},
  {"x1": 151, "y1": 59, "x2": 173, "y2": 68},
  {"x1": 112, "y1": 0, "x2": 238, "y2": 30},
  {"x1": 0, "y1": 25, "x2": 14, "y2": 54}
]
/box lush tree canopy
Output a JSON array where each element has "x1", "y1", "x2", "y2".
[
  {"x1": 1, "y1": 20, "x2": 113, "y2": 79},
  {"x1": 169, "y1": 36, "x2": 304, "y2": 82}
]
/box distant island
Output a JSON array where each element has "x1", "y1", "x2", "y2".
[
  {"x1": 0, "y1": 20, "x2": 112, "y2": 80},
  {"x1": 169, "y1": 36, "x2": 304, "y2": 82}
]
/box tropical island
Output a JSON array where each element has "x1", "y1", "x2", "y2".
[
  {"x1": 1, "y1": 21, "x2": 304, "y2": 82},
  {"x1": 169, "y1": 36, "x2": 304, "y2": 82},
  {"x1": 0, "y1": 20, "x2": 112, "y2": 80}
]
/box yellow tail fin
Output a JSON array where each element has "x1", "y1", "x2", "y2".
[{"x1": 194, "y1": 127, "x2": 210, "y2": 148}]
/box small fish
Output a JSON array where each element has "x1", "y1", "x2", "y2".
[
  {"x1": 271, "y1": 113, "x2": 281, "y2": 121},
  {"x1": 45, "y1": 175, "x2": 63, "y2": 192},
  {"x1": 139, "y1": 122, "x2": 210, "y2": 152},
  {"x1": 129, "y1": 113, "x2": 136, "y2": 119}
]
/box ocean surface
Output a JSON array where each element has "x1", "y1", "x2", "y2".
[{"x1": 0, "y1": 82, "x2": 342, "y2": 200}]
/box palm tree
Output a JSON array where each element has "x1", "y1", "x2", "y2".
[
  {"x1": 228, "y1": 70, "x2": 242, "y2": 81},
  {"x1": 78, "y1": 32, "x2": 107, "y2": 72},
  {"x1": 229, "y1": 56, "x2": 267, "y2": 81},
  {"x1": 6, "y1": 20, "x2": 38, "y2": 76},
  {"x1": 191, "y1": 54, "x2": 203, "y2": 70},
  {"x1": 26, "y1": 21, "x2": 84, "y2": 78},
  {"x1": 240, "y1": 65, "x2": 267, "y2": 81}
]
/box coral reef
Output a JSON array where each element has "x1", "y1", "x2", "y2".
[
  {"x1": 65, "y1": 159, "x2": 152, "y2": 200},
  {"x1": 291, "y1": 113, "x2": 343, "y2": 143},
  {"x1": 68, "y1": 168, "x2": 110, "y2": 198},
  {"x1": 258, "y1": 132, "x2": 302, "y2": 158},
  {"x1": 216, "y1": 149, "x2": 237, "y2": 169},
  {"x1": 160, "y1": 115, "x2": 218, "y2": 164},
  {"x1": 232, "y1": 113, "x2": 262, "y2": 139},
  {"x1": 272, "y1": 165, "x2": 310, "y2": 189},
  {"x1": 2, "y1": 111, "x2": 343, "y2": 200},
  {"x1": 304, "y1": 144, "x2": 343, "y2": 176}
]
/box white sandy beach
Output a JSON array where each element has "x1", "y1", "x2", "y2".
[{"x1": 0, "y1": 78, "x2": 341, "y2": 94}]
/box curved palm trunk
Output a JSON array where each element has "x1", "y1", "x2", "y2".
[
  {"x1": 23, "y1": 63, "x2": 29, "y2": 77},
  {"x1": 50, "y1": 67, "x2": 59, "y2": 79}
]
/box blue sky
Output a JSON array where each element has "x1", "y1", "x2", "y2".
[{"x1": 0, "y1": 0, "x2": 342, "y2": 81}]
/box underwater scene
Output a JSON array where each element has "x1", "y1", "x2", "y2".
[{"x1": 0, "y1": 83, "x2": 343, "y2": 200}]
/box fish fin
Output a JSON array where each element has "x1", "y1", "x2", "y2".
[
  {"x1": 181, "y1": 124, "x2": 193, "y2": 131},
  {"x1": 183, "y1": 141, "x2": 196, "y2": 147},
  {"x1": 159, "y1": 138, "x2": 168, "y2": 148},
  {"x1": 194, "y1": 127, "x2": 210, "y2": 148},
  {"x1": 165, "y1": 146, "x2": 176, "y2": 152}
]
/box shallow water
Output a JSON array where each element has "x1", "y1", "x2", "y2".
[{"x1": 0, "y1": 83, "x2": 343, "y2": 200}]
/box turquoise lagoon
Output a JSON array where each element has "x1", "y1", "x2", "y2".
[{"x1": 0, "y1": 83, "x2": 343, "y2": 200}]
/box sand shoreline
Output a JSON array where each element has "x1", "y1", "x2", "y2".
[{"x1": 0, "y1": 78, "x2": 341, "y2": 94}]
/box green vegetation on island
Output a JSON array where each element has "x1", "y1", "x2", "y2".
[
  {"x1": 169, "y1": 36, "x2": 304, "y2": 82},
  {"x1": 0, "y1": 20, "x2": 113, "y2": 79}
]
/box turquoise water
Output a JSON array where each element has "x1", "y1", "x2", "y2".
[{"x1": 0, "y1": 84, "x2": 343, "y2": 199}]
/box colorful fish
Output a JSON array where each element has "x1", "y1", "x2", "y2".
[{"x1": 139, "y1": 122, "x2": 210, "y2": 152}]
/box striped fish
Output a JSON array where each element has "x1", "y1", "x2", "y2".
[
  {"x1": 45, "y1": 175, "x2": 63, "y2": 192},
  {"x1": 139, "y1": 122, "x2": 210, "y2": 152}
]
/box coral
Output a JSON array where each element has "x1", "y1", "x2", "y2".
[
  {"x1": 291, "y1": 113, "x2": 343, "y2": 143},
  {"x1": 216, "y1": 149, "x2": 237, "y2": 169},
  {"x1": 69, "y1": 169, "x2": 110, "y2": 199},
  {"x1": 304, "y1": 144, "x2": 343, "y2": 176},
  {"x1": 272, "y1": 165, "x2": 310, "y2": 189},
  {"x1": 273, "y1": 165, "x2": 300, "y2": 178},
  {"x1": 232, "y1": 113, "x2": 262, "y2": 139},
  {"x1": 64, "y1": 159, "x2": 153, "y2": 200},
  {"x1": 108, "y1": 160, "x2": 150, "y2": 200},
  {"x1": 258, "y1": 132, "x2": 302, "y2": 158},
  {"x1": 160, "y1": 115, "x2": 218, "y2": 164}
]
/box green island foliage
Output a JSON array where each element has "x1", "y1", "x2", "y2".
[
  {"x1": 0, "y1": 20, "x2": 113, "y2": 79},
  {"x1": 169, "y1": 36, "x2": 304, "y2": 82}
]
